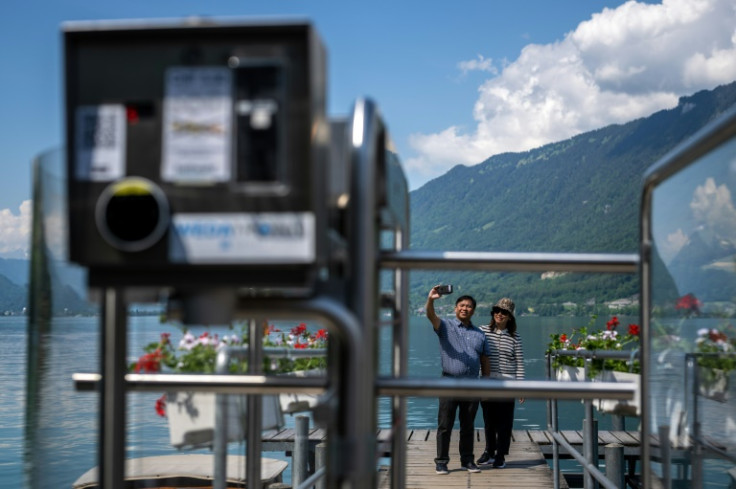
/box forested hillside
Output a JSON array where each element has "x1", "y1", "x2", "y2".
[{"x1": 408, "y1": 81, "x2": 736, "y2": 315}]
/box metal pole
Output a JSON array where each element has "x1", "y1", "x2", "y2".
[
  {"x1": 604, "y1": 443, "x2": 624, "y2": 489},
  {"x1": 315, "y1": 443, "x2": 327, "y2": 489},
  {"x1": 99, "y1": 288, "x2": 126, "y2": 489},
  {"x1": 347, "y1": 98, "x2": 381, "y2": 489},
  {"x1": 214, "y1": 349, "x2": 230, "y2": 489},
  {"x1": 390, "y1": 227, "x2": 409, "y2": 489},
  {"x1": 583, "y1": 358, "x2": 595, "y2": 489},
  {"x1": 659, "y1": 424, "x2": 672, "y2": 489},
  {"x1": 547, "y1": 353, "x2": 561, "y2": 489},
  {"x1": 293, "y1": 415, "x2": 309, "y2": 488},
  {"x1": 246, "y1": 319, "x2": 264, "y2": 489},
  {"x1": 690, "y1": 355, "x2": 702, "y2": 488}
]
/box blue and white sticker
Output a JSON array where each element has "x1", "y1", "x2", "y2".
[
  {"x1": 170, "y1": 213, "x2": 315, "y2": 264},
  {"x1": 75, "y1": 104, "x2": 126, "y2": 181}
]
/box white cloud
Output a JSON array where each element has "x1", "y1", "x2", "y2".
[
  {"x1": 457, "y1": 55, "x2": 497, "y2": 76},
  {"x1": 0, "y1": 201, "x2": 31, "y2": 258},
  {"x1": 406, "y1": 0, "x2": 736, "y2": 189},
  {"x1": 690, "y1": 177, "x2": 736, "y2": 241},
  {"x1": 662, "y1": 228, "x2": 690, "y2": 262}
]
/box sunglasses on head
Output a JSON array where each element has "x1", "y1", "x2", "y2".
[{"x1": 493, "y1": 308, "x2": 509, "y2": 316}]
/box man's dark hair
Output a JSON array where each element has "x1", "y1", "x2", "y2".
[{"x1": 455, "y1": 295, "x2": 476, "y2": 309}]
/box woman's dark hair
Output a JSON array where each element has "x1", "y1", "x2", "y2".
[{"x1": 490, "y1": 312, "x2": 517, "y2": 336}]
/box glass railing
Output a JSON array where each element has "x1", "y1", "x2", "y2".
[{"x1": 642, "y1": 105, "x2": 736, "y2": 488}]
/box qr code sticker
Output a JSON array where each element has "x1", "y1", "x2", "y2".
[
  {"x1": 76, "y1": 105, "x2": 125, "y2": 181},
  {"x1": 81, "y1": 112, "x2": 118, "y2": 149}
]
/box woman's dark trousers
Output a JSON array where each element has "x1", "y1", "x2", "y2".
[{"x1": 480, "y1": 399, "x2": 515, "y2": 456}]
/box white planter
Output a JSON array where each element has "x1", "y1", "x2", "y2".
[
  {"x1": 279, "y1": 369, "x2": 326, "y2": 413},
  {"x1": 555, "y1": 365, "x2": 587, "y2": 382},
  {"x1": 594, "y1": 371, "x2": 641, "y2": 417},
  {"x1": 166, "y1": 392, "x2": 284, "y2": 449},
  {"x1": 698, "y1": 367, "x2": 730, "y2": 402}
]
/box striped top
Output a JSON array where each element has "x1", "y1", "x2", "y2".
[{"x1": 479, "y1": 325, "x2": 525, "y2": 380}]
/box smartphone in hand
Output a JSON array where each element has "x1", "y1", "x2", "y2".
[{"x1": 436, "y1": 284, "x2": 453, "y2": 296}]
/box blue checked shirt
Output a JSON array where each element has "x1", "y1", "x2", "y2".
[{"x1": 435, "y1": 317, "x2": 491, "y2": 377}]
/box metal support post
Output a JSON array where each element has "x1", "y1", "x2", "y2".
[
  {"x1": 659, "y1": 424, "x2": 672, "y2": 489},
  {"x1": 605, "y1": 443, "x2": 625, "y2": 489},
  {"x1": 246, "y1": 319, "x2": 264, "y2": 489},
  {"x1": 99, "y1": 288, "x2": 127, "y2": 489},
  {"x1": 315, "y1": 442, "x2": 327, "y2": 489},
  {"x1": 293, "y1": 416, "x2": 309, "y2": 487}
]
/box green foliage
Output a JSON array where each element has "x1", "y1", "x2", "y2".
[
  {"x1": 131, "y1": 323, "x2": 328, "y2": 375},
  {"x1": 695, "y1": 326, "x2": 736, "y2": 373},
  {"x1": 546, "y1": 315, "x2": 641, "y2": 377}
]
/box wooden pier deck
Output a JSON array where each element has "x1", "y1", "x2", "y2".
[
  {"x1": 377, "y1": 429, "x2": 564, "y2": 489},
  {"x1": 262, "y1": 427, "x2": 647, "y2": 488}
]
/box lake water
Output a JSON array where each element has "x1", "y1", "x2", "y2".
[{"x1": 6, "y1": 314, "x2": 634, "y2": 488}]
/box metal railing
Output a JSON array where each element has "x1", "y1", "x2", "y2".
[{"x1": 546, "y1": 349, "x2": 641, "y2": 489}]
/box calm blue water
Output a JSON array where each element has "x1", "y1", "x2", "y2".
[{"x1": 7, "y1": 314, "x2": 634, "y2": 488}]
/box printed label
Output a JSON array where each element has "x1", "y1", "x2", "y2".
[
  {"x1": 75, "y1": 104, "x2": 126, "y2": 181},
  {"x1": 161, "y1": 67, "x2": 232, "y2": 183},
  {"x1": 170, "y1": 213, "x2": 315, "y2": 264}
]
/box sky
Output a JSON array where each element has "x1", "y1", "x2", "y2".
[{"x1": 1, "y1": 0, "x2": 735, "y2": 259}]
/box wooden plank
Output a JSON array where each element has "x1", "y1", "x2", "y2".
[
  {"x1": 560, "y1": 430, "x2": 584, "y2": 445},
  {"x1": 512, "y1": 429, "x2": 528, "y2": 442},
  {"x1": 528, "y1": 430, "x2": 552, "y2": 445},
  {"x1": 269, "y1": 428, "x2": 296, "y2": 442},
  {"x1": 598, "y1": 430, "x2": 622, "y2": 446},
  {"x1": 609, "y1": 430, "x2": 639, "y2": 445}
]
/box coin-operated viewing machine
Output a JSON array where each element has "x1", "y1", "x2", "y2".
[
  {"x1": 65, "y1": 21, "x2": 330, "y2": 296},
  {"x1": 64, "y1": 19, "x2": 409, "y2": 489}
]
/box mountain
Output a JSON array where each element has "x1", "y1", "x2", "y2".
[
  {"x1": 3, "y1": 82, "x2": 736, "y2": 316},
  {"x1": 408, "y1": 81, "x2": 736, "y2": 314},
  {"x1": 0, "y1": 258, "x2": 30, "y2": 286},
  {"x1": 0, "y1": 273, "x2": 28, "y2": 313}
]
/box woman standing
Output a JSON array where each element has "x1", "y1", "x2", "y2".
[{"x1": 477, "y1": 298, "x2": 525, "y2": 469}]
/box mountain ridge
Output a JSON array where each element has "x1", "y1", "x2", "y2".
[
  {"x1": 2, "y1": 82, "x2": 736, "y2": 316},
  {"x1": 408, "y1": 81, "x2": 736, "y2": 313}
]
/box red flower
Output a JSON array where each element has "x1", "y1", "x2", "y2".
[
  {"x1": 708, "y1": 329, "x2": 728, "y2": 343},
  {"x1": 155, "y1": 394, "x2": 167, "y2": 417},
  {"x1": 675, "y1": 293, "x2": 701, "y2": 314},
  {"x1": 628, "y1": 324, "x2": 640, "y2": 336},
  {"x1": 293, "y1": 342, "x2": 308, "y2": 349},
  {"x1": 135, "y1": 349, "x2": 163, "y2": 373},
  {"x1": 315, "y1": 329, "x2": 328, "y2": 340},
  {"x1": 291, "y1": 323, "x2": 308, "y2": 336},
  {"x1": 560, "y1": 334, "x2": 567, "y2": 342},
  {"x1": 606, "y1": 317, "x2": 620, "y2": 330}
]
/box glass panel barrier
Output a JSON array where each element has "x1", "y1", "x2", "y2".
[{"x1": 644, "y1": 107, "x2": 736, "y2": 488}]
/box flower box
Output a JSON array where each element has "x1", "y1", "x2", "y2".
[
  {"x1": 594, "y1": 370, "x2": 640, "y2": 416},
  {"x1": 698, "y1": 367, "x2": 730, "y2": 402},
  {"x1": 279, "y1": 369, "x2": 327, "y2": 413},
  {"x1": 555, "y1": 365, "x2": 587, "y2": 382},
  {"x1": 166, "y1": 392, "x2": 284, "y2": 449}
]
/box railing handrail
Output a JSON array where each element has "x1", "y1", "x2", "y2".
[
  {"x1": 380, "y1": 249, "x2": 639, "y2": 273},
  {"x1": 550, "y1": 349, "x2": 640, "y2": 360}
]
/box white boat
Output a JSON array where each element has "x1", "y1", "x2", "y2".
[{"x1": 72, "y1": 454, "x2": 288, "y2": 489}]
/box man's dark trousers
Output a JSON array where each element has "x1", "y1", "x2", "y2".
[{"x1": 435, "y1": 397, "x2": 479, "y2": 465}]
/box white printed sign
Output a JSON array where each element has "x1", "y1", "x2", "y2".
[
  {"x1": 161, "y1": 67, "x2": 233, "y2": 183},
  {"x1": 75, "y1": 104, "x2": 126, "y2": 181},
  {"x1": 169, "y1": 213, "x2": 316, "y2": 264}
]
